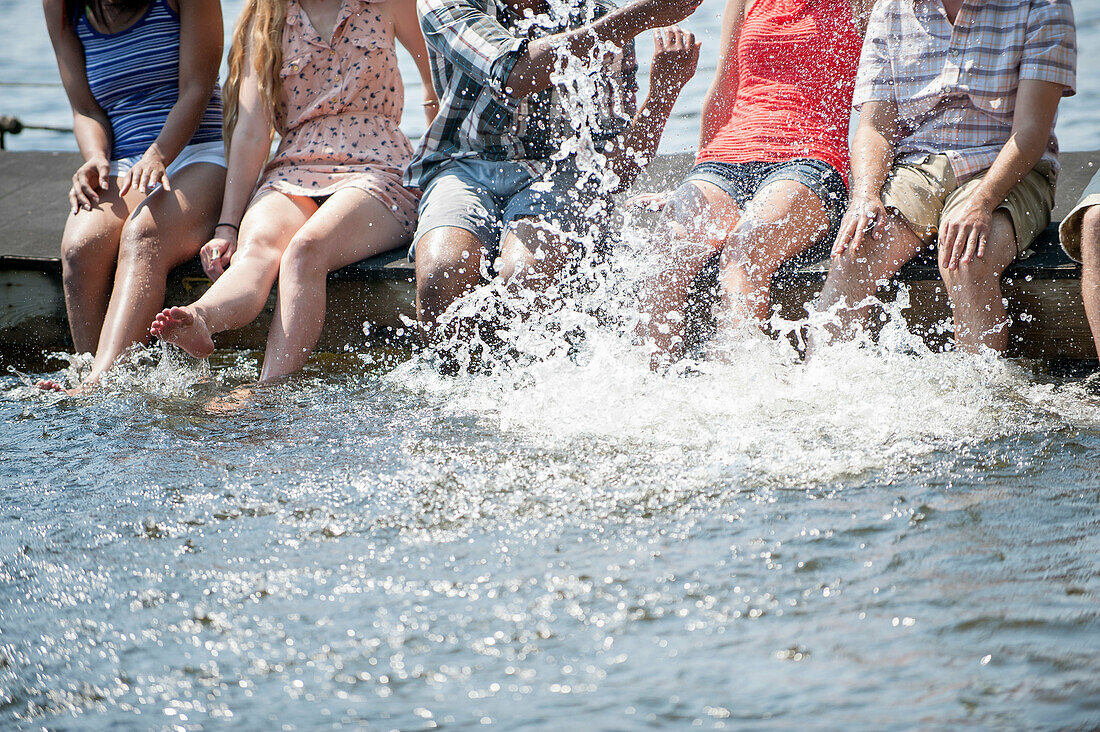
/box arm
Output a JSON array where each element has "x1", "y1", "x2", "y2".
[
  {"x1": 606, "y1": 26, "x2": 700, "y2": 192},
  {"x1": 418, "y1": 0, "x2": 702, "y2": 103},
  {"x1": 506, "y1": 0, "x2": 703, "y2": 98},
  {"x1": 831, "y1": 100, "x2": 901, "y2": 256},
  {"x1": 698, "y1": 0, "x2": 746, "y2": 150},
  {"x1": 122, "y1": 0, "x2": 223, "y2": 195},
  {"x1": 392, "y1": 0, "x2": 439, "y2": 125},
  {"x1": 939, "y1": 79, "x2": 1065, "y2": 269},
  {"x1": 43, "y1": 0, "x2": 113, "y2": 212},
  {"x1": 200, "y1": 46, "x2": 275, "y2": 281}
]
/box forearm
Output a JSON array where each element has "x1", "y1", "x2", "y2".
[
  {"x1": 149, "y1": 83, "x2": 216, "y2": 164},
  {"x1": 217, "y1": 129, "x2": 270, "y2": 227},
  {"x1": 849, "y1": 125, "x2": 896, "y2": 202},
  {"x1": 608, "y1": 88, "x2": 681, "y2": 190},
  {"x1": 506, "y1": 5, "x2": 649, "y2": 98},
  {"x1": 968, "y1": 127, "x2": 1050, "y2": 211},
  {"x1": 72, "y1": 112, "x2": 112, "y2": 162}
]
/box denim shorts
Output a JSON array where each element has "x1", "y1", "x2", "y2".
[
  {"x1": 409, "y1": 157, "x2": 598, "y2": 260},
  {"x1": 684, "y1": 159, "x2": 849, "y2": 239}
]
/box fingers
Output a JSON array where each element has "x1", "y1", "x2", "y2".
[
  {"x1": 961, "y1": 229, "x2": 979, "y2": 265},
  {"x1": 69, "y1": 186, "x2": 81, "y2": 215},
  {"x1": 77, "y1": 175, "x2": 99, "y2": 210},
  {"x1": 138, "y1": 164, "x2": 152, "y2": 194},
  {"x1": 119, "y1": 169, "x2": 133, "y2": 196},
  {"x1": 832, "y1": 216, "x2": 858, "y2": 257}
]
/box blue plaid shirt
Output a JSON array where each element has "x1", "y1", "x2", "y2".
[{"x1": 405, "y1": 0, "x2": 637, "y2": 189}]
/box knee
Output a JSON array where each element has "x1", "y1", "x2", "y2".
[
  {"x1": 116, "y1": 213, "x2": 161, "y2": 268},
  {"x1": 1081, "y1": 207, "x2": 1100, "y2": 266},
  {"x1": 281, "y1": 230, "x2": 330, "y2": 278},
  {"x1": 416, "y1": 233, "x2": 481, "y2": 291},
  {"x1": 61, "y1": 227, "x2": 116, "y2": 277},
  {"x1": 940, "y1": 260, "x2": 993, "y2": 299}
]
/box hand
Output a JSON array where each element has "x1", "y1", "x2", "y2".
[
  {"x1": 69, "y1": 155, "x2": 110, "y2": 213},
  {"x1": 629, "y1": 0, "x2": 704, "y2": 31},
  {"x1": 629, "y1": 191, "x2": 671, "y2": 211},
  {"x1": 650, "y1": 26, "x2": 701, "y2": 93},
  {"x1": 832, "y1": 196, "x2": 888, "y2": 257},
  {"x1": 938, "y1": 199, "x2": 993, "y2": 271},
  {"x1": 201, "y1": 229, "x2": 238, "y2": 281},
  {"x1": 120, "y1": 145, "x2": 170, "y2": 196}
]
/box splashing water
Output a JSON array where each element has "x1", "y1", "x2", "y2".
[{"x1": 5, "y1": 3, "x2": 1100, "y2": 729}]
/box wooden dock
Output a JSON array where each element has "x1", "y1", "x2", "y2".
[{"x1": 1, "y1": 150, "x2": 1097, "y2": 361}]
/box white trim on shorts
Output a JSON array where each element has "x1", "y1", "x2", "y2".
[{"x1": 109, "y1": 140, "x2": 227, "y2": 178}]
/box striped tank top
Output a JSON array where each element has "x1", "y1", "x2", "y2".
[{"x1": 75, "y1": 0, "x2": 222, "y2": 160}]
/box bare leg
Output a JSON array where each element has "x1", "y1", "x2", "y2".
[
  {"x1": 716, "y1": 179, "x2": 831, "y2": 330},
  {"x1": 414, "y1": 226, "x2": 487, "y2": 344},
  {"x1": 1079, "y1": 207, "x2": 1100, "y2": 361},
  {"x1": 263, "y1": 188, "x2": 409, "y2": 380},
  {"x1": 58, "y1": 181, "x2": 139, "y2": 353},
  {"x1": 636, "y1": 180, "x2": 740, "y2": 362},
  {"x1": 151, "y1": 192, "x2": 314, "y2": 357},
  {"x1": 938, "y1": 210, "x2": 1018, "y2": 353},
  {"x1": 76, "y1": 163, "x2": 225, "y2": 388},
  {"x1": 816, "y1": 209, "x2": 927, "y2": 341},
  {"x1": 497, "y1": 216, "x2": 580, "y2": 292}
]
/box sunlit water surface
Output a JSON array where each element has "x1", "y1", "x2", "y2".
[
  {"x1": 2, "y1": 332, "x2": 1100, "y2": 730},
  {"x1": 3, "y1": 0, "x2": 1100, "y2": 728}
]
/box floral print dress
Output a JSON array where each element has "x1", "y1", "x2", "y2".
[{"x1": 254, "y1": 0, "x2": 419, "y2": 233}]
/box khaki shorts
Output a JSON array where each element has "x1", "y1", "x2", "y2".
[
  {"x1": 881, "y1": 154, "x2": 1056, "y2": 254},
  {"x1": 1058, "y1": 169, "x2": 1100, "y2": 262}
]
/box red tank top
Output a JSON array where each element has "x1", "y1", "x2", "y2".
[{"x1": 696, "y1": 0, "x2": 862, "y2": 181}]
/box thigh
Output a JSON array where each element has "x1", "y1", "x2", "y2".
[
  {"x1": 664, "y1": 178, "x2": 742, "y2": 248},
  {"x1": 728, "y1": 178, "x2": 832, "y2": 269},
  {"x1": 756, "y1": 160, "x2": 847, "y2": 234},
  {"x1": 61, "y1": 177, "x2": 143, "y2": 254},
  {"x1": 945, "y1": 163, "x2": 1055, "y2": 254},
  {"x1": 290, "y1": 186, "x2": 412, "y2": 272},
  {"x1": 881, "y1": 159, "x2": 954, "y2": 244},
  {"x1": 412, "y1": 169, "x2": 503, "y2": 259},
  {"x1": 123, "y1": 162, "x2": 226, "y2": 265},
  {"x1": 682, "y1": 161, "x2": 759, "y2": 212},
  {"x1": 237, "y1": 191, "x2": 317, "y2": 259}
]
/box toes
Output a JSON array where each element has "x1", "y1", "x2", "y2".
[{"x1": 168, "y1": 307, "x2": 192, "y2": 325}]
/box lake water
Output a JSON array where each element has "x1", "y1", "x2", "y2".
[{"x1": 3, "y1": 1, "x2": 1100, "y2": 730}]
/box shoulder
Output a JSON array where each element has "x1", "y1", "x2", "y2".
[{"x1": 1027, "y1": 0, "x2": 1075, "y2": 22}]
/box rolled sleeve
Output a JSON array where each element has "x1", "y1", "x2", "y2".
[
  {"x1": 1021, "y1": 0, "x2": 1076, "y2": 95},
  {"x1": 418, "y1": 0, "x2": 526, "y2": 100},
  {"x1": 852, "y1": 2, "x2": 896, "y2": 108}
]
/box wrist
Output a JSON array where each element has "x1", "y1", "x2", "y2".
[
  {"x1": 968, "y1": 189, "x2": 1000, "y2": 212},
  {"x1": 214, "y1": 222, "x2": 240, "y2": 237}
]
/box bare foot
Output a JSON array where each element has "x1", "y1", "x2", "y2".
[
  {"x1": 150, "y1": 306, "x2": 215, "y2": 358},
  {"x1": 35, "y1": 379, "x2": 84, "y2": 396}
]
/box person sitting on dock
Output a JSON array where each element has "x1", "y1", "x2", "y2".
[
  {"x1": 1058, "y1": 172, "x2": 1100, "y2": 362},
  {"x1": 40, "y1": 0, "x2": 227, "y2": 393},
  {"x1": 408, "y1": 0, "x2": 703, "y2": 349},
  {"x1": 815, "y1": 0, "x2": 1077, "y2": 354},
  {"x1": 150, "y1": 0, "x2": 437, "y2": 381},
  {"x1": 636, "y1": 0, "x2": 872, "y2": 365}
]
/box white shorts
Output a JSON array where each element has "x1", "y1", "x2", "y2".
[{"x1": 110, "y1": 140, "x2": 227, "y2": 178}]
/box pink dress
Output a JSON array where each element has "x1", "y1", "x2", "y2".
[{"x1": 254, "y1": 0, "x2": 419, "y2": 232}]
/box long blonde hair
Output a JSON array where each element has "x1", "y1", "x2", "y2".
[{"x1": 223, "y1": 0, "x2": 287, "y2": 146}]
